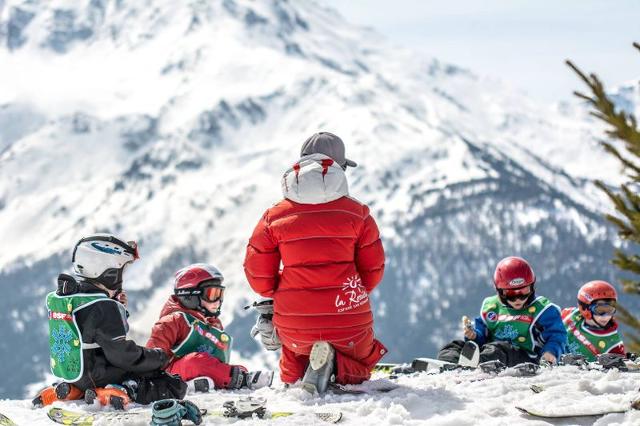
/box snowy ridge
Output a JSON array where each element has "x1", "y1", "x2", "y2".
[
  {"x1": 1, "y1": 367, "x2": 640, "y2": 425},
  {"x1": 0, "y1": 0, "x2": 636, "y2": 398}
]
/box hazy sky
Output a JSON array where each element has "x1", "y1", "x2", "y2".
[{"x1": 324, "y1": 0, "x2": 640, "y2": 104}]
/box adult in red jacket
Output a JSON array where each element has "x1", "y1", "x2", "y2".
[{"x1": 244, "y1": 132, "x2": 387, "y2": 390}]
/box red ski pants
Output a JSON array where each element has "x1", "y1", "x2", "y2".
[
  {"x1": 167, "y1": 352, "x2": 245, "y2": 389},
  {"x1": 277, "y1": 327, "x2": 387, "y2": 385}
]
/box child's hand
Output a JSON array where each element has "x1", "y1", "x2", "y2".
[
  {"x1": 463, "y1": 327, "x2": 476, "y2": 340},
  {"x1": 541, "y1": 352, "x2": 557, "y2": 365},
  {"x1": 462, "y1": 316, "x2": 475, "y2": 340},
  {"x1": 116, "y1": 290, "x2": 128, "y2": 307}
]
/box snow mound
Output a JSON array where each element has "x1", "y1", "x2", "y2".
[{"x1": 1, "y1": 366, "x2": 639, "y2": 425}]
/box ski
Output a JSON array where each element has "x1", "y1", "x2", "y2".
[
  {"x1": 411, "y1": 357, "x2": 459, "y2": 372},
  {"x1": 516, "y1": 405, "x2": 629, "y2": 419},
  {"x1": 48, "y1": 407, "x2": 143, "y2": 425},
  {"x1": 516, "y1": 394, "x2": 640, "y2": 419},
  {"x1": 329, "y1": 379, "x2": 399, "y2": 395},
  {"x1": 0, "y1": 413, "x2": 16, "y2": 426},
  {"x1": 48, "y1": 406, "x2": 343, "y2": 425},
  {"x1": 371, "y1": 363, "x2": 418, "y2": 378}
]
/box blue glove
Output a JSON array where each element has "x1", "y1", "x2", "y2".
[
  {"x1": 180, "y1": 400, "x2": 202, "y2": 425},
  {"x1": 151, "y1": 399, "x2": 202, "y2": 426}
]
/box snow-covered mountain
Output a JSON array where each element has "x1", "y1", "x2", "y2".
[{"x1": 0, "y1": 0, "x2": 634, "y2": 399}]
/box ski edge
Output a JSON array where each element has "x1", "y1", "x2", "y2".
[{"x1": 516, "y1": 405, "x2": 629, "y2": 419}]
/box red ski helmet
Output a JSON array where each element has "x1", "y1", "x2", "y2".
[
  {"x1": 493, "y1": 257, "x2": 536, "y2": 305},
  {"x1": 577, "y1": 280, "x2": 617, "y2": 320},
  {"x1": 493, "y1": 257, "x2": 536, "y2": 290},
  {"x1": 174, "y1": 263, "x2": 225, "y2": 317}
]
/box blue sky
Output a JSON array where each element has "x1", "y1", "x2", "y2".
[{"x1": 324, "y1": 0, "x2": 640, "y2": 104}]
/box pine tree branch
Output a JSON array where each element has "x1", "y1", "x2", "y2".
[
  {"x1": 567, "y1": 45, "x2": 640, "y2": 320},
  {"x1": 621, "y1": 278, "x2": 640, "y2": 294},
  {"x1": 565, "y1": 59, "x2": 640, "y2": 166},
  {"x1": 612, "y1": 251, "x2": 640, "y2": 276},
  {"x1": 618, "y1": 304, "x2": 640, "y2": 327},
  {"x1": 601, "y1": 142, "x2": 640, "y2": 178}
]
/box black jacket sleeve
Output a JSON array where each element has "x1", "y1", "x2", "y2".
[{"x1": 79, "y1": 300, "x2": 168, "y2": 374}]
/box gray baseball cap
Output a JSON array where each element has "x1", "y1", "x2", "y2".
[{"x1": 300, "y1": 132, "x2": 357, "y2": 168}]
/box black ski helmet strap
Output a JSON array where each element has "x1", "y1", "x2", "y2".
[
  {"x1": 96, "y1": 267, "x2": 126, "y2": 290},
  {"x1": 71, "y1": 235, "x2": 138, "y2": 262}
]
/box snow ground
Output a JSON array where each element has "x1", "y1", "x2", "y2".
[{"x1": 1, "y1": 366, "x2": 639, "y2": 425}]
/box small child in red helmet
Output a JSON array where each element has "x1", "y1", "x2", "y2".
[
  {"x1": 561, "y1": 280, "x2": 625, "y2": 362},
  {"x1": 147, "y1": 264, "x2": 272, "y2": 391},
  {"x1": 438, "y1": 256, "x2": 567, "y2": 367}
]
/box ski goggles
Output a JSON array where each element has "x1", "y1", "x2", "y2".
[
  {"x1": 201, "y1": 286, "x2": 224, "y2": 303},
  {"x1": 500, "y1": 286, "x2": 533, "y2": 301},
  {"x1": 590, "y1": 301, "x2": 616, "y2": 316},
  {"x1": 175, "y1": 285, "x2": 224, "y2": 303}
]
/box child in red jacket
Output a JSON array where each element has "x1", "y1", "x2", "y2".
[
  {"x1": 147, "y1": 263, "x2": 272, "y2": 391},
  {"x1": 561, "y1": 280, "x2": 626, "y2": 362}
]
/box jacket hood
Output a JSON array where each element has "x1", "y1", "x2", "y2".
[{"x1": 281, "y1": 153, "x2": 349, "y2": 204}]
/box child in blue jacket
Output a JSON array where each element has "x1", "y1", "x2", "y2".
[{"x1": 438, "y1": 257, "x2": 566, "y2": 366}]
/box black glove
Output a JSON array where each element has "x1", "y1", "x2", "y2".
[{"x1": 131, "y1": 371, "x2": 187, "y2": 405}]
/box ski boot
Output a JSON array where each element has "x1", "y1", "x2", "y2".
[
  {"x1": 512, "y1": 362, "x2": 540, "y2": 376},
  {"x1": 223, "y1": 396, "x2": 267, "y2": 419},
  {"x1": 440, "y1": 363, "x2": 462, "y2": 372},
  {"x1": 32, "y1": 382, "x2": 83, "y2": 407},
  {"x1": 84, "y1": 384, "x2": 131, "y2": 410},
  {"x1": 245, "y1": 370, "x2": 274, "y2": 390},
  {"x1": 228, "y1": 367, "x2": 274, "y2": 390},
  {"x1": 187, "y1": 376, "x2": 215, "y2": 393},
  {"x1": 410, "y1": 359, "x2": 431, "y2": 372},
  {"x1": 479, "y1": 360, "x2": 506, "y2": 374},
  {"x1": 301, "y1": 341, "x2": 335, "y2": 394},
  {"x1": 559, "y1": 353, "x2": 587, "y2": 368},
  {"x1": 458, "y1": 341, "x2": 480, "y2": 368},
  {"x1": 597, "y1": 353, "x2": 627, "y2": 371}
]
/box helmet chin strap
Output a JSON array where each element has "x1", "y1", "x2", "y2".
[
  {"x1": 591, "y1": 315, "x2": 612, "y2": 329},
  {"x1": 198, "y1": 302, "x2": 221, "y2": 318},
  {"x1": 86, "y1": 278, "x2": 121, "y2": 298}
]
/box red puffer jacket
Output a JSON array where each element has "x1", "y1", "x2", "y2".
[
  {"x1": 146, "y1": 295, "x2": 223, "y2": 357},
  {"x1": 244, "y1": 154, "x2": 385, "y2": 336}
]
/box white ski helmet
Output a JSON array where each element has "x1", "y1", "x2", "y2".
[{"x1": 72, "y1": 234, "x2": 139, "y2": 290}]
